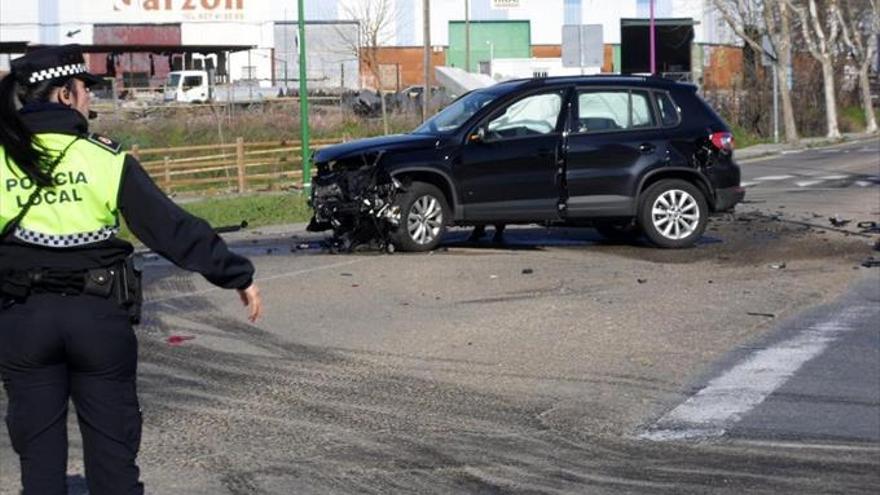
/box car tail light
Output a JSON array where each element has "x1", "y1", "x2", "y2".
[{"x1": 710, "y1": 131, "x2": 734, "y2": 152}]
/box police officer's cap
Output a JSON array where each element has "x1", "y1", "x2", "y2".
[{"x1": 11, "y1": 44, "x2": 103, "y2": 88}]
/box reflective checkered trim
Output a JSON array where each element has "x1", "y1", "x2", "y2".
[
  {"x1": 13, "y1": 225, "x2": 119, "y2": 248},
  {"x1": 27, "y1": 63, "x2": 88, "y2": 84}
]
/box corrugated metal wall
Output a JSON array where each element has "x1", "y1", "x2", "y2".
[
  {"x1": 91, "y1": 24, "x2": 182, "y2": 88},
  {"x1": 274, "y1": 22, "x2": 360, "y2": 91}
]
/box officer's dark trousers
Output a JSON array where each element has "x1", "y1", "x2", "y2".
[{"x1": 0, "y1": 293, "x2": 144, "y2": 495}]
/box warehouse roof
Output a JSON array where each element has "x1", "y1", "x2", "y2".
[{"x1": 0, "y1": 42, "x2": 254, "y2": 55}]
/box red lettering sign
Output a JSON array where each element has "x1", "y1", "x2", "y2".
[{"x1": 114, "y1": 0, "x2": 243, "y2": 12}]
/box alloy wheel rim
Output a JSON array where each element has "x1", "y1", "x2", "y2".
[
  {"x1": 407, "y1": 195, "x2": 443, "y2": 244},
  {"x1": 651, "y1": 189, "x2": 700, "y2": 240}
]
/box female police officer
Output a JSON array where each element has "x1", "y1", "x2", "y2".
[{"x1": 0, "y1": 45, "x2": 263, "y2": 494}]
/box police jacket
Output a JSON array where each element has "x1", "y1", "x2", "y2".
[{"x1": 0, "y1": 103, "x2": 254, "y2": 290}]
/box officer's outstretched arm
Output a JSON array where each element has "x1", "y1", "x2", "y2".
[{"x1": 118, "y1": 155, "x2": 262, "y2": 320}]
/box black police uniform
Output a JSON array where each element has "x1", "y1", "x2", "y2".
[{"x1": 0, "y1": 48, "x2": 254, "y2": 495}]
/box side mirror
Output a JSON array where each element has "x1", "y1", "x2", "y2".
[{"x1": 469, "y1": 127, "x2": 487, "y2": 143}]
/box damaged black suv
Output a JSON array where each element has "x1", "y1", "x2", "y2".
[{"x1": 308, "y1": 75, "x2": 744, "y2": 252}]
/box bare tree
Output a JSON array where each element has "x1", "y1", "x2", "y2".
[
  {"x1": 338, "y1": 0, "x2": 396, "y2": 135},
  {"x1": 712, "y1": 0, "x2": 801, "y2": 143},
  {"x1": 837, "y1": 0, "x2": 879, "y2": 133},
  {"x1": 787, "y1": 0, "x2": 843, "y2": 138}
]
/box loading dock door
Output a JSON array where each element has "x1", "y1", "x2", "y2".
[{"x1": 620, "y1": 18, "x2": 695, "y2": 77}]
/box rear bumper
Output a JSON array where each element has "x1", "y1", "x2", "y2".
[{"x1": 714, "y1": 185, "x2": 745, "y2": 212}]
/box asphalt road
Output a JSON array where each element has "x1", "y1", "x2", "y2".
[{"x1": 1, "y1": 138, "x2": 878, "y2": 494}]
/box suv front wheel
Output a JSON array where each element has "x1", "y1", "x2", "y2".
[
  {"x1": 638, "y1": 179, "x2": 708, "y2": 248},
  {"x1": 390, "y1": 181, "x2": 450, "y2": 252}
]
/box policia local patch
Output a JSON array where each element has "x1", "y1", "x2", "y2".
[{"x1": 5, "y1": 171, "x2": 89, "y2": 207}]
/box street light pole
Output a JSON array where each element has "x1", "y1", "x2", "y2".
[
  {"x1": 649, "y1": 0, "x2": 656, "y2": 75},
  {"x1": 465, "y1": 0, "x2": 470, "y2": 72},
  {"x1": 297, "y1": 0, "x2": 311, "y2": 194},
  {"x1": 423, "y1": 0, "x2": 431, "y2": 122},
  {"x1": 486, "y1": 40, "x2": 494, "y2": 76}
]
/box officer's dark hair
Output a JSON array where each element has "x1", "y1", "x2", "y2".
[{"x1": 0, "y1": 74, "x2": 78, "y2": 187}]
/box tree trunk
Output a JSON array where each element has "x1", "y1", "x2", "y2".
[
  {"x1": 776, "y1": 0, "x2": 799, "y2": 144},
  {"x1": 819, "y1": 56, "x2": 841, "y2": 139},
  {"x1": 858, "y1": 63, "x2": 878, "y2": 133},
  {"x1": 777, "y1": 65, "x2": 799, "y2": 144}
]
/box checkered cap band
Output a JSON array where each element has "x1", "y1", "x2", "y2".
[
  {"x1": 14, "y1": 225, "x2": 119, "y2": 248},
  {"x1": 27, "y1": 63, "x2": 88, "y2": 84}
]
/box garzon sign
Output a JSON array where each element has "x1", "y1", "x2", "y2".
[
  {"x1": 113, "y1": 0, "x2": 244, "y2": 19},
  {"x1": 491, "y1": 0, "x2": 522, "y2": 8}
]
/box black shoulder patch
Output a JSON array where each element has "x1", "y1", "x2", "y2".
[{"x1": 87, "y1": 133, "x2": 123, "y2": 154}]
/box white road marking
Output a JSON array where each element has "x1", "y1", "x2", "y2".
[
  {"x1": 781, "y1": 150, "x2": 803, "y2": 155},
  {"x1": 820, "y1": 149, "x2": 841, "y2": 153},
  {"x1": 753, "y1": 175, "x2": 795, "y2": 181},
  {"x1": 145, "y1": 258, "x2": 367, "y2": 305},
  {"x1": 741, "y1": 181, "x2": 759, "y2": 188},
  {"x1": 795, "y1": 179, "x2": 825, "y2": 187},
  {"x1": 730, "y1": 439, "x2": 880, "y2": 453},
  {"x1": 855, "y1": 181, "x2": 873, "y2": 187},
  {"x1": 817, "y1": 175, "x2": 849, "y2": 180},
  {"x1": 640, "y1": 306, "x2": 871, "y2": 442}
]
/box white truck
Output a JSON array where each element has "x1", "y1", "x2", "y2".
[
  {"x1": 163, "y1": 70, "x2": 213, "y2": 103},
  {"x1": 163, "y1": 70, "x2": 274, "y2": 104}
]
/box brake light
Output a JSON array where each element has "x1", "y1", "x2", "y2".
[{"x1": 710, "y1": 131, "x2": 734, "y2": 152}]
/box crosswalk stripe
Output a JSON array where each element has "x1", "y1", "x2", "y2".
[
  {"x1": 795, "y1": 179, "x2": 825, "y2": 187},
  {"x1": 640, "y1": 305, "x2": 874, "y2": 442},
  {"x1": 753, "y1": 175, "x2": 795, "y2": 181}
]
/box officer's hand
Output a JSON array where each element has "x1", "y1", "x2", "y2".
[{"x1": 237, "y1": 283, "x2": 263, "y2": 323}]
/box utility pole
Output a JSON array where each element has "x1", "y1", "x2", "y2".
[
  {"x1": 464, "y1": 0, "x2": 470, "y2": 72},
  {"x1": 423, "y1": 0, "x2": 431, "y2": 122},
  {"x1": 649, "y1": 0, "x2": 656, "y2": 75},
  {"x1": 297, "y1": 0, "x2": 311, "y2": 193}
]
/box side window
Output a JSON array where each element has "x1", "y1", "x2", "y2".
[
  {"x1": 486, "y1": 91, "x2": 563, "y2": 140},
  {"x1": 183, "y1": 76, "x2": 202, "y2": 88},
  {"x1": 656, "y1": 92, "x2": 681, "y2": 127},
  {"x1": 576, "y1": 89, "x2": 658, "y2": 133},
  {"x1": 577, "y1": 91, "x2": 628, "y2": 132}
]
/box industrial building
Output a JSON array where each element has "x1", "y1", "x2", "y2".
[{"x1": 0, "y1": 0, "x2": 739, "y2": 92}]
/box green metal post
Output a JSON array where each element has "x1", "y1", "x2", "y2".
[{"x1": 297, "y1": 0, "x2": 311, "y2": 193}]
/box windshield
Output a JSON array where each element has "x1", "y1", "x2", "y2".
[
  {"x1": 166, "y1": 74, "x2": 181, "y2": 89},
  {"x1": 413, "y1": 90, "x2": 497, "y2": 134}
]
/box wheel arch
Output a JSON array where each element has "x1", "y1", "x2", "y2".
[
  {"x1": 391, "y1": 168, "x2": 460, "y2": 220},
  {"x1": 637, "y1": 168, "x2": 714, "y2": 210}
]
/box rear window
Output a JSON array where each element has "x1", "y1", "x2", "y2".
[
  {"x1": 671, "y1": 87, "x2": 729, "y2": 130},
  {"x1": 656, "y1": 92, "x2": 681, "y2": 127}
]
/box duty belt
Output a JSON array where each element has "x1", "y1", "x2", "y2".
[
  {"x1": 0, "y1": 258, "x2": 142, "y2": 324},
  {"x1": 0, "y1": 266, "x2": 113, "y2": 298}
]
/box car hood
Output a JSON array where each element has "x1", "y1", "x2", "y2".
[{"x1": 314, "y1": 133, "x2": 439, "y2": 163}]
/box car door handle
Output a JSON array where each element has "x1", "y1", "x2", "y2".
[{"x1": 639, "y1": 143, "x2": 656, "y2": 154}]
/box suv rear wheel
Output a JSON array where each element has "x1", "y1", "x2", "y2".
[
  {"x1": 391, "y1": 182, "x2": 449, "y2": 252},
  {"x1": 638, "y1": 179, "x2": 708, "y2": 248}
]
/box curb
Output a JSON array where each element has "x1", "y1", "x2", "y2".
[{"x1": 737, "y1": 133, "x2": 879, "y2": 163}]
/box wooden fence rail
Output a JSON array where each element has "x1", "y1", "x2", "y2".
[{"x1": 127, "y1": 137, "x2": 342, "y2": 194}]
